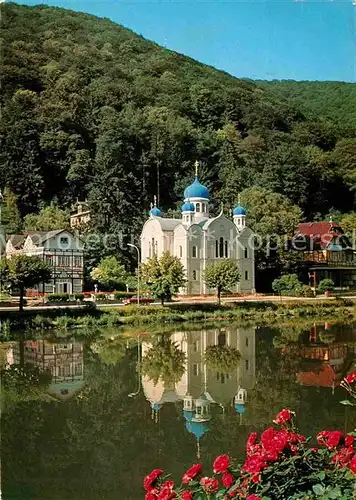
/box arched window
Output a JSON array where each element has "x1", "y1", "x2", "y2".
[
  {"x1": 219, "y1": 237, "x2": 224, "y2": 258},
  {"x1": 149, "y1": 242, "x2": 152, "y2": 258},
  {"x1": 244, "y1": 247, "x2": 248, "y2": 258},
  {"x1": 215, "y1": 240, "x2": 219, "y2": 258},
  {"x1": 192, "y1": 270, "x2": 197, "y2": 280},
  {"x1": 218, "y1": 333, "x2": 226, "y2": 345},
  {"x1": 179, "y1": 245, "x2": 183, "y2": 257},
  {"x1": 245, "y1": 270, "x2": 249, "y2": 280},
  {"x1": 151, "y1": 238, "x2": 156, "y2": 255},
  {"x1": 196, "y1": 203, "x2": 200, "y2": 212},
  {"x1": 192, "y1": 246, "x2": 197, "y2": 258},
  {"x1": 224, "y1": 241, "x2": 228, "y2": 258}
]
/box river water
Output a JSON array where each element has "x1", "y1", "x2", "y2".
[{"x1": 1, "y1": 321, "x2": 356, "y2": 499}]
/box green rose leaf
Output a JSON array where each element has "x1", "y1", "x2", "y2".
[{"x1": 312, "y1": 484, "x2": 326, "y2": 496}]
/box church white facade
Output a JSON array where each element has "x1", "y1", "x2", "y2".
[{"x1": 140, "y1": 167, "x2": 255, "y2": 295}]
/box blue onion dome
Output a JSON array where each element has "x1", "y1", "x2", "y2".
[
  {"x1": 149, "y1": 207, "x2": 161, "y2": 217},
  {"x1": 232, "y1": 204, "x2": 247, "y2": 216},
  {"x1": 186, "y1": 420, "x2": 209, "y2": 440},
  {"x1": 183, "y1": 410, "x2": 194, "y2": 422},
  {"x1": 184, "y1": 177, "x2": 209, "y2": 200},
  {"x1": 234, "y1": 403, "x2": 247, "y2": 414},
  {"x1": 181, "y1": 201, "x2": 195, "y2": 212}
]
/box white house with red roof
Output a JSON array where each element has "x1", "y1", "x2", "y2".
[{"x1": 294, "y1": 220, "x2": 356, "y2": 289}]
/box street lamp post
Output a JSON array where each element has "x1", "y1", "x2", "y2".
[
  {"x1": 128, "y1": 243, "x2": 140, "y2": 306},
  {"x1": 128, "y1": 337, "x2": 141, "y2": 397}
]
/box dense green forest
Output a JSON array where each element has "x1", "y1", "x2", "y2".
[
  {"x1": 258, "y1": 80, "x2": 356, "y2": 129},
  {"x1": 1, "y1": 2, "x2": 356, "y2": 267}
]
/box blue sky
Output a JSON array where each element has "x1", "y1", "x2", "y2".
[{"x1": 14, "y1": 0, "x2": 356, "y2": 82}]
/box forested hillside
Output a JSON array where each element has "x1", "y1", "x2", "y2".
[
  {"x1": 1, "y1": 2, "x2": 356, "y2": 264},
  {"x1": 258, "y1": 80, "x2": 356, "y2": 129}
]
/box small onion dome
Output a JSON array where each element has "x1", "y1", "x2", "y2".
[
  {"x1": 234, "y1": 403, "x2": 247, "y2": 414},
  {"x1": 232, "y1": 204, "x2": 247, "y2": 216},
  {"x1": 181, "y1": 201, "x2": 195, "y2": 212},
  {"x1": 149, "y1": 207, "x2": 161, "y2": 217},
  {"x1": 183, "y1": 410, "x2": 194, "y2": 422},
  {"x1": 185, "y1": 420, "x2": 209, "y2": 440},
  {"x1": 184, "y1": 177, "x2": 209, "y2": 200}
]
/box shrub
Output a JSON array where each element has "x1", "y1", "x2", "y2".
[
  {"x1": 73, "y1": 293, "x2": 84, "y2": 301},
  {"x1": 318, "y1": 278, "x2": 335, "y2": 293},
  {"x1": 54, "y1": 315, "x2": 76, "y2": 329},
  {"x1": 143, "y1": 374, "x2": 356, "y2": 499},
  {"x1": 296, "y1": 284, "x2": 314, "y2": 297},
  {"x1": 46, "y1": 293, "x2": 70, "y2": 303},
  {"x1": 95, "y1": 293, "x2": 107, "y2": 301},
  {"x1": 113, "y1": 291, "x2": 136, "y2": 300},
  {"x1": 143, "y1": 407, "x2": 356, "y2": 499},
  {"x1": 272, "y1": 274, "x2": 302, "y2": 296}
]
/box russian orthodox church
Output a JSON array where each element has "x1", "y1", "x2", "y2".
[
  {"x1": 140, "y1": 162, "x2": 255, "y2": 295},
  {"x1": 141, "y1": 327, "x2": 256, "y2": 457}
]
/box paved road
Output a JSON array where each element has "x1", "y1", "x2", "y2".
[{"x1": 0, "y1": 293, "x2": 349, "y2": 313}]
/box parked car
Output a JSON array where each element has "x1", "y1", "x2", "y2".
[{"x1": 123, "y1": 296, "x2": 154, "y2": 304}]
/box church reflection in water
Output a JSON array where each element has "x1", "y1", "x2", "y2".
[
  {"x1": 8, "y1": 339, "x2": 85, "y2": 400},
  {"x1": 141, "y1": 327, "x2": 256, "y2": 456}
]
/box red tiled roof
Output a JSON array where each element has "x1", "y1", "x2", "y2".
[
  {"x1": 297, "y1": 363, "x2": 338, "y2": 387},
  {"x1": 296, "y1": 222, "x2": 343, "y2": 249}
]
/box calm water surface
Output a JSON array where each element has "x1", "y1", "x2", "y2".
[{"x1": 1, "y1": 322, "x2": 356, "y2": 499}]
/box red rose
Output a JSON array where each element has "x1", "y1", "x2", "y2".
[
  {"x1": 222, "y1": 472, "x2": 234, "y2": 488},
  {"x1": 345, "y1": 371, "x2": 356, "y2": 384},
  {"x1": 181, "y1": 492, "x2": 193, "y2": 500},
  {"x1": 246, "y1": 432, "x2": 258, "y2": 451},
  {"x1": 242, "y1": 455, "x2": 267, "y2": 474},
  {"x1": 273, "y1": 409, "x2": 294, "y2": 426},
  {"x1": 349, "y1": 455, "x2": 356, "y2": 474},
  {"x1": 144, "y1": 469, "x2": 164, "y2": 491},
  {"x1": 145, "y1": 492, "x2": 158, "y2": 500},
  {"x1": 213, "y1": 454, "x2": 231, "y2": 473},
  {"x1": 326, "y1": 431, "x2": 343, "y2": 449},
  {"x1": 200, "y1": 477, "x2": 219, "y2": 493},
  {"x1": 317, "y1": 430, "x2": 330, "y2": 445},
  {"x1": 182, "y1": 463, "x2": 202, "y2": 484},
  {"x1": 247, "y1": 496, "x2": 262, "y2": 500},
  {"x1": 157, "y1": 480, "x2": 176, "y2": 500},
  {"x1": 345, "y1": 434, "x2": 355, "y2": 447}
]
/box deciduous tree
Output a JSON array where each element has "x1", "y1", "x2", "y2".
[
  {"x1": 140, "y1": 252, "x2": 186, "y2": 304},
  {"x1": 204, "y1": 259, "x2": 240, "y2": 305},
  {"x1": 1, "y1": 255, "x2": 52, "y2": 311}
]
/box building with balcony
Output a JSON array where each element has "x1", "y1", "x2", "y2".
[
  {"x1": 6, "y1": 229, "x2": 84, "y2": 294},
  {"x1": 293, "y1": 220, "x2": 356, "y2": 289},
  {"x1": 70, "y1": 201, "x2": 91, "y2": 229}
]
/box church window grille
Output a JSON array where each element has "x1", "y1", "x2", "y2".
[
  {"x1": 192, "y1": 246, "x2": 197, "y2": 258},
  {"x1": 219, "y1": 237, "x2": 224, "y2": 258},
  {"x1": 196, "y1": 203, "x2": 200, "y2": 212},
  {"x1": 192, "y1": 270, "x2": 197, "y2": 280},
  {"x1": 179, "y1": 245, "x2": 183, "y2": 257},
  {"x1": 215, "y1": 240, "x2": 219, "y2": 258},
  {"x1": 245, "y1": 270, "x2": 249, "y2": 280},
  {"x1": 224, "y1": 241, "x2": 228, "y2": 258},
  {"x1": 244, "y1": 247, "x2": 248, "y2": 258},
  {"x1": 218, "y1": 333, "x2": 226, "y2": 345}
]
